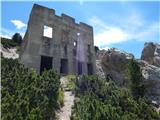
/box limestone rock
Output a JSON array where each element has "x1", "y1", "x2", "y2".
[
  {"x1": 1, "y1": 44, "x2": 19, "y2": 59},
  {"x1": 97, "y1": 45, "x2": 160, "y2": 105},
  {"x1": 101, "y1": 48, "x2": 134, "y2": 86},
  {"x1": 95, "y1": 60, "x2": 106, "y2": 79},
  {"x1": 141, "y1": 42, "x2": 160, "y2": 67},
  {"x1": 96, "y1": 49, "x2": 106, "y2": 60},
  {"x1": 137, "y1": 60, "x2": 160, "y2": 104}
]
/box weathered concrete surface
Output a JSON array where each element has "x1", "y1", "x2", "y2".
[{"x1": 20, "y1": 4, "x2": 96, "y2": 75}]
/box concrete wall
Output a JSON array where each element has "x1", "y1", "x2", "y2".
[{"x1": 20, "y1": 4, "x2": 96, "y2": 75}]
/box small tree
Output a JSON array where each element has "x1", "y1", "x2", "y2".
[
  {"x1": 12, "y1": 33, "x2": 22, "y2": 44},
  {"x1": 128, "y1": 59, "x2": 145, "y2": 99}
]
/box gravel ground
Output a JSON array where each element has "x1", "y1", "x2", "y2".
[{"x1": 56, "y1": 77, "x2": 75, "y2": 120}]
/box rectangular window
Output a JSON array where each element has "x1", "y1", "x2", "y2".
[{"x1": 43, "y1": 25, "x2": 52, "y2": 38}]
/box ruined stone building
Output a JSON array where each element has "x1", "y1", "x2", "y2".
[{"x1": 20, "y1": 4, "x2": 96, "y2": 75}]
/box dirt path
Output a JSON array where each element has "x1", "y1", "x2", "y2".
[{"x1": 56, "y1": 77, "x2": 75, "y2": 120}]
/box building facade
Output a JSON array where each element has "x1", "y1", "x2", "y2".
[{"x1": 20, "y1": 4, "x2": 96, "y2": 75}]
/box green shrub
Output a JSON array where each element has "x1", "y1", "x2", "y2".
[
  {"x1": 58, "y1": 88, "x2": 64, "y2": 107},
  {"x1": 71, "y1": 75, "x2": 160, "y2": 120},
  {"x1": 128, "y1": 59, "x2": 145, "y2": 99},
  {"x1": 1, "y1": 37, "x2": 18, "y2": 48},
  {"x1": 1, "y1": 58, "x2": 61, "y2": 120},
  {"x1": 1, "y1": 33, "x2": 22, "y2": 49},
  {"x1": 67, "y1": 75, "x2": 76, "y2": 91}
]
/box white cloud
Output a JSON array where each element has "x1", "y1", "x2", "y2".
[
  {"x1": 11, "y1": 20, "x2": 27, "y2": 29},
  {"x1": 0, "y1": 27, "x2": 25, "y2": 39},
  {"x1": 128, "y1": 12, "x2": 143, "y2": 27},
  {"x1": 89, "y1": 16, "x2": 129, "y2": 47},
  {"x1": 133, "y1": 22, "x2": 160, "y2": 41},
  {"x1": 100, "y1": 46, "x2": 110, "y2": 50},
  {"x1": 0, "y1": 28, "x2": 14, "y2": 39},
  {"x1": 94, "y1": 27, "x2": 129, "y2": 46},
  {"x1": 89, "y1": 16, "x2": 159, "y2": 49},
  {"x1": 0, "y1": 34, "x2": 11, "y2": 39}
]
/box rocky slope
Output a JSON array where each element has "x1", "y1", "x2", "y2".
[
  {"x1": 100, "y1": 48, "x2": 134, "y2": 86},
  {"x1": 97, "y1": 43, "x2": 160, "y2": 105},
  {"x1": 1, "y1": 44, "x2": 19, "y2": 59},
  {"x1": 139, "y1": 60, "x2": 160, "y2": 104}
]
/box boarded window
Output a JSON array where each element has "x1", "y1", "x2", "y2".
[{"x1": 43, "y1": 25, "x2": 52, "y2": 38}]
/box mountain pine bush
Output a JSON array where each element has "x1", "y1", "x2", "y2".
[
  {"x1": 128, "y1": 59, "x2": 145, "y2": 99},
  {"x1": 71, "y1": 75, "x2": 160, "y2": 120},
  {"x1": 1, "y1": 58, "x2": 61, "y2": 120}
]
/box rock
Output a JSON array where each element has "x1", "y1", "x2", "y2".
[
  {"x1": 1, "y1": 44, "x2": 19, "y2": 59},
  {"x1": 96, "y1": 49, "x2": 106, "y2": 60},
  {"x1": 138, "y1": 60, "x2": 160, "y2": 104},
  {"x1": 95, "y1": 60, "x2": 106, "y2": 79},
  {"x1": 141, "y1": 42, "x2": 160, "y2": 67},
  {"x1": 101, "y1": 48, "x2": 134, "y2": 86},
  {"x1": 97, "y1": 44, "x2": 160, "y2": 105},
  {"x1": 140, "y1": 42, "x2": 160, "y2": 104}
]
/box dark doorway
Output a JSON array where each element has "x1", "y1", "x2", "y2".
[
  {"x1": 87, "y1": 63, "x2": 93, "y2": 75},
  {"x1": 78, "y1": 61, "x2": 83, "y2": 75},
  {"x1": 40, "y1": 56, "x2": 53, "y2": 74},
  {"x1": 60, "y1": 59, "x2": 68, "y2": 74}
]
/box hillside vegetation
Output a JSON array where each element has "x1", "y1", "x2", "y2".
[
  {"x1": 71, "y1": 59, "x2": 160, "y2": 120},
  {"x1": 1, "y1": 38, "x2": 160, "y2": 120},
  {"x1": 1, "y1": 58, "x2": 62, "y2": 120},
  {"x1": 1, "y1": 33, "x2": 22, "y2": 48},
  {"x1": 71, "y1": 75, "x2": 160, "y2": 120}
]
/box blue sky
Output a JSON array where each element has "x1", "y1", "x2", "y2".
[{"x1": 1, "y1": 1, "x2": 160, "y2": 58}]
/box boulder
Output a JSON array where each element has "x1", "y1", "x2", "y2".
[
  {"x1": 141, "y1": 42, "x2": 160, "y2": 67},
  {"x1": 101, "y1": 48, "x2": 133, "y2": 86},
  {"x1": 95, "y1": 60, "x2": 106, "y2": 80},
  {"x1": 97, "y1": 44, "x2": 160, "y2": 105},
  {"x1": 138, "y1": 60, "x2": 160, "y2": 104},
  {"x1": 1, "y1": 44, "x2": 19, "y2": 59}
]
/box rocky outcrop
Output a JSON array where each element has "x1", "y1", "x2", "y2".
[
  {"x1": 140, "y1": 43, "x2": 160, "y2": 104},
  {"x1": 138, "y1": 60, "x2": 160, "y2": 104},
  {"x1": 1, "y1": 44, "x2": 19, "y2": 59},
  {"x1": 95, "y1": 60, "x2": 106, "y2": 80},
  {"x1": 96, "y1": 49, "x2": 106, "y2": 60},
  {"x1": 141, "y1": 42, "x2": 160, "y2": 67},
  {"x1": 101, "y1": 48, "x2": 134, "y2": 86},
  {"x1": 97, "y1": 43, "x2": 160, "y2": 105}
]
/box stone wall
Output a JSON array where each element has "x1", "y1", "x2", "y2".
[{"x1": 20, "y1": 4, "x2": 96, "y2": 75}]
